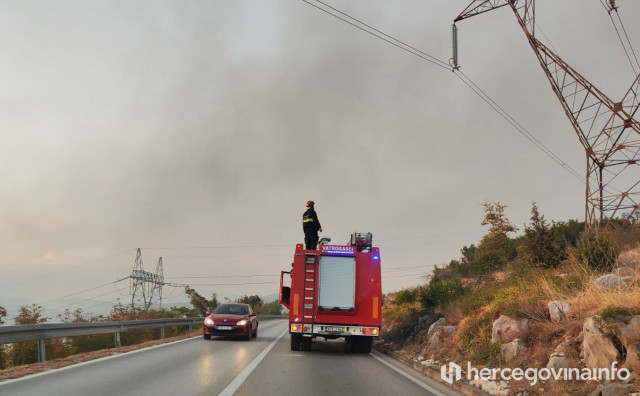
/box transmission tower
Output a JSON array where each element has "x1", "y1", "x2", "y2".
[
  {"x1": 454, "y1": 0, "x2": 640, "y2": 229},
  {"x1": 128, "y1": 248, "x2": 165, "y2": 310}
]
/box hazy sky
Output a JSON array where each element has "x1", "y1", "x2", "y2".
[{"x1": 1, "y1": 0, "x2": 638, "y2": 321}]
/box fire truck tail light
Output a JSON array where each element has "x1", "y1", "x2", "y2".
[
  {"x1": 291, "y1": 324, "x2": 309, "y2": 333},
  {"x1": 363, "y1": 327, "x2": 379, "y2": 336}
]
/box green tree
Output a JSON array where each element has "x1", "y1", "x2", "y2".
[
  {"x1": 481, "y1": 202, "x2": 517, "y2": 237},
  {"x1": 236, "y1": 295, "x2": 263, "y2": 312},
  {"x1": 472, "y1": 202, "x2": 517, "y2": 275},
  {"x1": 58, "y1": 308, "x2": 113, "y2": 354},
  {"x1": 169, "y1": 305, "x2": 194, "y2": 317},
  {"x1": 459, "y1": 244, "x2": 477, "y2": 277},
  {"x1": 518, "y1": 202, "x2": 565, "y2": 268},
  {"x1": 185, "y1": 286, "x2": 219, "y2": 316},
  {"x1": 551, "y1": 219, "x2": 584, "y2": 247},
  {"x1": 14, "y1": 304, "x2": 48, "y2": 325},
  {"x1": 9, "y1": 305, "x2": 49, "y2": 366}
]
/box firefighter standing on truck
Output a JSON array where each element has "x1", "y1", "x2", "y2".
[{"x1": 302, "y1": 200, "x2": 322, "y2": 250}]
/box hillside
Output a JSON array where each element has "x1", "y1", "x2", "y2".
[{"x1": 379, "y1": 204, "x2": 640, "y2": 396}]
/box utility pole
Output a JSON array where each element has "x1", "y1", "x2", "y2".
[{"x1": 454, "y1": 0, "x2": 640, "y2": 230}]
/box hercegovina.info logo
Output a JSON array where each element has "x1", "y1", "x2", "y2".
[{"x1": 440, "y1": 361, "x2": 631, "y2": 386}]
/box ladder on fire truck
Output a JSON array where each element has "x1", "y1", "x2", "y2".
[{"x1": 300, "y1": 252, "x2": 317, "y2": 349}]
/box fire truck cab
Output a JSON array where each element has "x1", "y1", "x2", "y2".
[{"x1": 279, "y1": 233, "x2": 382, "y2": 353}]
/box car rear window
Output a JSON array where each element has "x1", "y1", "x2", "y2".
[{"x1": 214, "y1": 305, "x2": 248, "y2": 315}]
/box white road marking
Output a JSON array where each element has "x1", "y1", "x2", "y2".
[
  {"x1": 370, "y1": 351, "x2": 449, "y2": 396},
  {"x1": 218, "y1": 328, "x2": 288, "y2": 396},
  {"x1": 0, "y1": 336, "x2": 197, "y2": 386}
]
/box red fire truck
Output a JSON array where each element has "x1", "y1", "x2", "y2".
[{"x1": 279, "y1": 233, "x2": 382, "y2": 353}]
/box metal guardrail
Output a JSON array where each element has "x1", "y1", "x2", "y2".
[
  {"x1": 0, "y1": 315, "x2": 287, "y2": 363},
  {"x1": 0, "y1": 317, "x2": 205, "y2": 363}
]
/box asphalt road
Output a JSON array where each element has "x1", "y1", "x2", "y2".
[{"x1": 0, "y1": 320, "x2": 463, "y2": 396}]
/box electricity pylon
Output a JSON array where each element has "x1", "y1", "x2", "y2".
[
  {"x1": 128, "y1": 248, "x2": 165, "y2": 310},
  {"x1": 454, "y1": 0, "x2": 640, "y2": 229}
]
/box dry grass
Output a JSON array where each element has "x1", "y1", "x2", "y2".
[{"x1": 537, "y1": 256, "x2": 640, "y2": 321}]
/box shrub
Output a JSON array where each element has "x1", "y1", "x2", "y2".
[
  {"x1": 394, "y1": 287, "x2": 420, "y2": 305},
  {"x1": 573, "y1": 231, "x2": 619, "y2": 271},
  {"x1": 419, "y1": 276, "x2": 467, "y2": 309}
]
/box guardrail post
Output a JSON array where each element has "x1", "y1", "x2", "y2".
[
  {"x1": 189, "y1": 322, "x2": 193, "y2": 332},
  {"x1": 160, "y1": 327, "x2": 165, "y2": 339},
  {"x1": 38, "y1": 339, "x2": 46, "y2": 363},
  {"x1": 115, "y1": 332, "x2": 121, "y2": 348}
]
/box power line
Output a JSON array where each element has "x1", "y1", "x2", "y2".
[
  {"x1": 301, "y1": 0, "x2": 450, "y2": 71},
  {"x1": 314, "y1": 0, "x2": 451, "y2": 69},
  {"x1": 615, "y1": 11, "x2": 640, "y2": 71},
  {"x1": 38, "y1": 279, "x2": 126, "y2": 305},
  {"x1": 43, "y1": 285, "x2": 131, "y2": 314},
  {"x1": 166, "y1": 274, "x2": 276, "y2": 279},
  {"x1": 454, "y1": 70, "x2": 585, "y2": 182},
  {"x1": 141, "y1": 244, "x2": 291, "y2": 250},
  {"x1": 301, "y1": 0, "x2": 584, "y2": 184},
  {"x1": 161, "y1": 254, "x2": 289, "y2": 259},
  {"x1": 179, "y1": 281, "x2": 279, "y2": 286},
  {"x1": 600, "y1": 0, "x2": 640, "y2": 75}
]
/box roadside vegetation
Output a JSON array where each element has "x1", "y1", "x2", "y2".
[{"x1": 381, "y1": 202, "x2": 640, "y2": 395}]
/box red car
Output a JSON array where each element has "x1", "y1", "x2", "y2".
[{"x1": 203, "y1": 303, "x2": 258, "y2": 340}]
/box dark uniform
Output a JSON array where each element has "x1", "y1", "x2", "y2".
[{"x1": 303, "y1": 202, "x2": 322, "y2": 250}]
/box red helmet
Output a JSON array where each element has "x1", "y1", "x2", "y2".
[{"x1": 306, "y1": 200, "x2": 315, "y2": 207}]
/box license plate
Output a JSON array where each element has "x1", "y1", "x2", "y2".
[
  {"x1": 324, "y1": 326, "x2": 344, "y2": 332},
  {"x1": 217, "y1": 326, "x2": 232, "y2": 330}
]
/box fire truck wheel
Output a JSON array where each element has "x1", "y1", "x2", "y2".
[
  {"x1": 344, "y1": 337, "x2": 355, "y2": 353},
  {"x1": 301, "y1": 336, "x2": 312, "y2": 351},
  {"x1": 359, "y1": 337, "x2": 372, "y2": 353},
  {"x1": 290, "y1": 333, "x2": 301, "y2": 351},
  {"x1": 203, "y1": 334, "x2": 211, "y2": 340}
]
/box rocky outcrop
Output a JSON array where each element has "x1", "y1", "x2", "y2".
[
  {"x1": 588, "y1": 383, "x2": 635, "y2": 396},
  {"x1": 469, "y1": 377, "x2": 509, "y2": 396},
  {"x1": 501, "y1": 338, "x2": 527, "y2": 363},
  {"x1": 620, "y1": 315, "x2": 640, "y2": 371},
  {"x1": 426, "y1": 317, "x2": 448, "y2": 338},
  {"x1": 546, "y1": 337, "x2": 572, "y2": 370},
  {"x1": 594, "y1": 274, "x2": 631, "y2": 289},
  {"x1": 617, "y1": 249, "x2": 640, "y2": 269},
  {"x1": 548, "y1": 300, "x2": 572, "y2": 323},
  {"x1": 491, "y1": 315, "x2": 529, "y2": 344},
  {"x1": 613, "y1": 267, "x2": 636, "y2": 277},
  {"x1": 428, "y1": 325, "x2": 457, "y2": 349},
  {"x1": 582, "y1": 316, "x2": 621, "y2": 369},
  {"x1": 424, "y1": 317, "x2": 457, "y2": 349}
]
